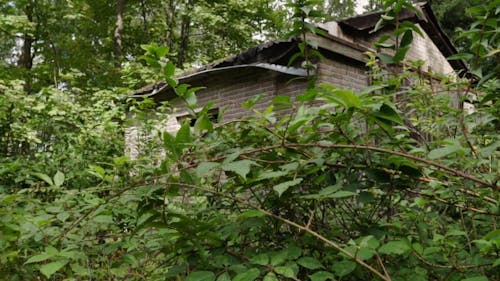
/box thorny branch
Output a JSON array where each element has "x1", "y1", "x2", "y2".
[
  {"x1": 163, "y1": 182, "x2": 393, "y2": 281},
  {"x1": 183, "y1": 142, "x2": 499, "y2": 190}
]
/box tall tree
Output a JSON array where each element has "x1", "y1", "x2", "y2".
[
  {"x1": 176, "y1": 0, "x2": 195, "y2": 68},
  {"x1": 18, "y1": 1, "x2": 34, "y2": 93},
  {"x1": 114, "y1": 0, "x2": 125, "y2": 68}
]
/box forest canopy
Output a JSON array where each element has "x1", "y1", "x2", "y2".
[{"x1": 0, "y1": 0, "x2": 499, "y2": 280}]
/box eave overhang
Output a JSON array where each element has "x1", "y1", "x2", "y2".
[{"x1": 131, "y1": 63, "x2": 313, "y2": 99}]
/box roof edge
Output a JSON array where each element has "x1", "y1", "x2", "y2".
[
  {"x1": 131, "y1": 63, "x2": 313, "y2": 98},
  {"x1": 418, "y1": 2, "x2": 469, "y2": 76},
  {"x1": 338, "y1": 2, "x2": 468, "y2": 75}
]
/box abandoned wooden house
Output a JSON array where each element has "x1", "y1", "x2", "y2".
[{"x1": 126, "y1": 2, "x2": 466, "y2": 158}]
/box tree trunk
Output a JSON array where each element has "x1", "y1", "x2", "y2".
[
  {"x1": 18, "y1": 3, "x2": 34, "y2": 94},
  {"x1": 164, "y1": 0, "x2": 177, "y2": 53},
  {"x1": 177, "y1": 0, "x2": 194, "y2": 68},
  {"x1": 114, "y1": 0, "x2": 125, "y2": 68},
  {"x1": 140, "y1": 0, "x2": 149, "y2": 34}
]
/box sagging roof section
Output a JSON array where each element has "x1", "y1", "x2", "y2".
[{"x1": 195, "y1": 39, "x2": 298, "y2": 71}]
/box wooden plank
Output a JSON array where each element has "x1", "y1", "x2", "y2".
[{"x1": 306, "y1": 33, "x2": 372, "y2": 63}]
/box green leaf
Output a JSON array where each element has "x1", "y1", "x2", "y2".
[
  {"x1": 216, "y1": 272, "x2": 231, "y2": 281},
  {"x1": 329, "y1": 191, "x2": 356, "y2": 198},
  {"x1": 296, "y1": 88, "x2": 318, "y2": 102},
  {"x1": 240, "y1": 210, "x2": 266, "y2": 218},
  {"x1": 257, "y1": 171, "x2": 288, "y2": 181},
  {"x1": 185, "y1": 271, "x2": 216, "y2": 281},
  {"x1": 280, "y1": 162, "x2": 300, "y2": 172},
  {"x1": 156, "y1": 46, "x2": 169, "y2": 57},
  {"x1": 343, "y1": 245, "x2": 375, "y2": 260},
  {"x1": 319, "y1": 85, "x2": 361, "y2": 108},
  {"x1": 274, "y1": 263, "x2": 298, "y2": 279},
  {"x1": 194, "y1": 114, "x2": 213, "y2": 132},
  {"x1": 187, "y1": 87, "x2": 205, "y2": 98},
  {"x1": 250, "y1": 253, "x2": 269, "y2": 265},
  {"x1": 164, "y1": 131, "x2": 180, "y2": 160},
  {"x1": 70, "y1": 263, "x2": 89, "y2": 276},
  {"x1": 53, "y1": 171, "x2": 65, "y2": 187},
  {"x1": 25, "y1": 253, "x2": 52, "y2": 264},
  {"x1": 309, "y1": 271, "x2": 335, "y2": 281},
  {"x1": 222, "y1": 160, "x2": 255, "y2": 180},
  {"x1": 263, "y1": 272, "x2": 279, "y2": 281},
  {"x1": 373, "y1": 103, "x2": 403, "y2": 124},
  {"x1": 88, "y1": 165, "x2": 106, "y2": 179},
  {"x1": 110, "y1": 267, "x2": 127, "y2": 277},
  {"x1": 297, "y1": 257, "x2": 323, "y2": 269},
  {"x1": 270, "y1": 251, "x2": 288, "y2": 266},
  {"x1": 93, "y1": 215, "x2": 113, "y2": 224},
  {"x1": 141, "y1": 44, "x2": 169, "y2": 58},
  {"x1": 428, "y1": 140, "x2": 464, "y2": 159},
  {"x1": 331, "y1": 260, "x2": 356, "y2": 277},
  {"x1": 45, "y1": 246, "x2": 59, "y2": 256},
  {"x1": 59, "y1": 250, "x2": 83, "y2": 260},
  {"x1": 57, "y1": 212, "x2": 70, "y2": 222},
  {"x1": 196, "y1": 162, "x2": 220, "y2": 178},
  {"x1": 176, "y1": 123, "x2": 192, "y2": 146},
  {"x1": 164, "y1": 61, "x2": 176, "y2": 77},
  {"x1": 176, "y1": 83, "x2": 188, "y2": 96},
  {"x1": 223, "y1": 151, "x2": 241, "y2": 164},
  {"x1": 273, "y1": 178, "x2": 303, "y2": 197},
  {"x1": 400, "y1": 20, "x2": 424, "y2": 36},
  {"x1": 40, "y1": 260, "x2": 68, "y2": 278},
  {"x1": 301, "y1": 184, "x2": 343, "y2": 199},
  {"x1": 400, "y1": 30, "x2": 413, "y2": 48},
  {"x1": 446, "y1": 229, "x2": 467, "y2": 237},
  {"x1": 378, "y1": 53, "x2": 394, "y2": 64},
  {"x1": 448, "y1": 53, "x2": 474, "y2": 61},
  {"x1": 379, "y1": 240, "x2": 410, "y2": 255},
  {"x1": 139, "y1": 55, "x2": 161, "y2": 68},
  {"x1": 242, "y1": 94, "x2": 264, "y2": 109},
  {"x1": 485, "y1": 48, "x2": 500, "y2": 57},
  {"x1": 393, "y1": 46, "x2": 410, "y2": 63},
  {"x1": 286, "y1": 245, "x2": 303, "y2": 260},
  {"x1": 483, "y1": 229, "x2": 500, "y2": 240},
  {"x1": 166, "y1": 77, "x2": 178, "y2": 87},
  {"x1": 423, "y1": 247, "x2": 441, "y2": 257},
  {"x1": 358, "y1": 235, "x2": 380, "y2": 249},
  {"x1": 184, "y1": 91, "x2": 197, "y2": 106},
  {"x1": 288, "y1": 118, "x2": 309, "y2": 133},
  {"x1": 373, "y1": 18, "x2": 385, "y2": 32},
  {"x1": 272, "y1": 95, "x2": 292, "y2": 106},
  {"x1": 33, "y1": 172, "x2": 53, "y2": 186},
  {"x1": 375, "y1": 42, "x2": 395, "y2": 49},
  {"x1": 233, "y1": 268, "x2": 260, "y2": 281}
]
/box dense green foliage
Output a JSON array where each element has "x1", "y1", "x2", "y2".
[{"x1": 1, "y1": 0, "x2": 499, "y2": 280}]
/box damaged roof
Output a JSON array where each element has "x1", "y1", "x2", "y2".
[
  {"x1": 132, "y1": 38, "x2": 301, "y2": 98},
  {"x1": 134, "y1": 62, "x2": 313, "y2": 98},
  {"x1": 338, "y1": 2, "x2": 467, "y2": 75},
  {"x1": 133, "y1": 1, "x2": 466, "y2": 98}
]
